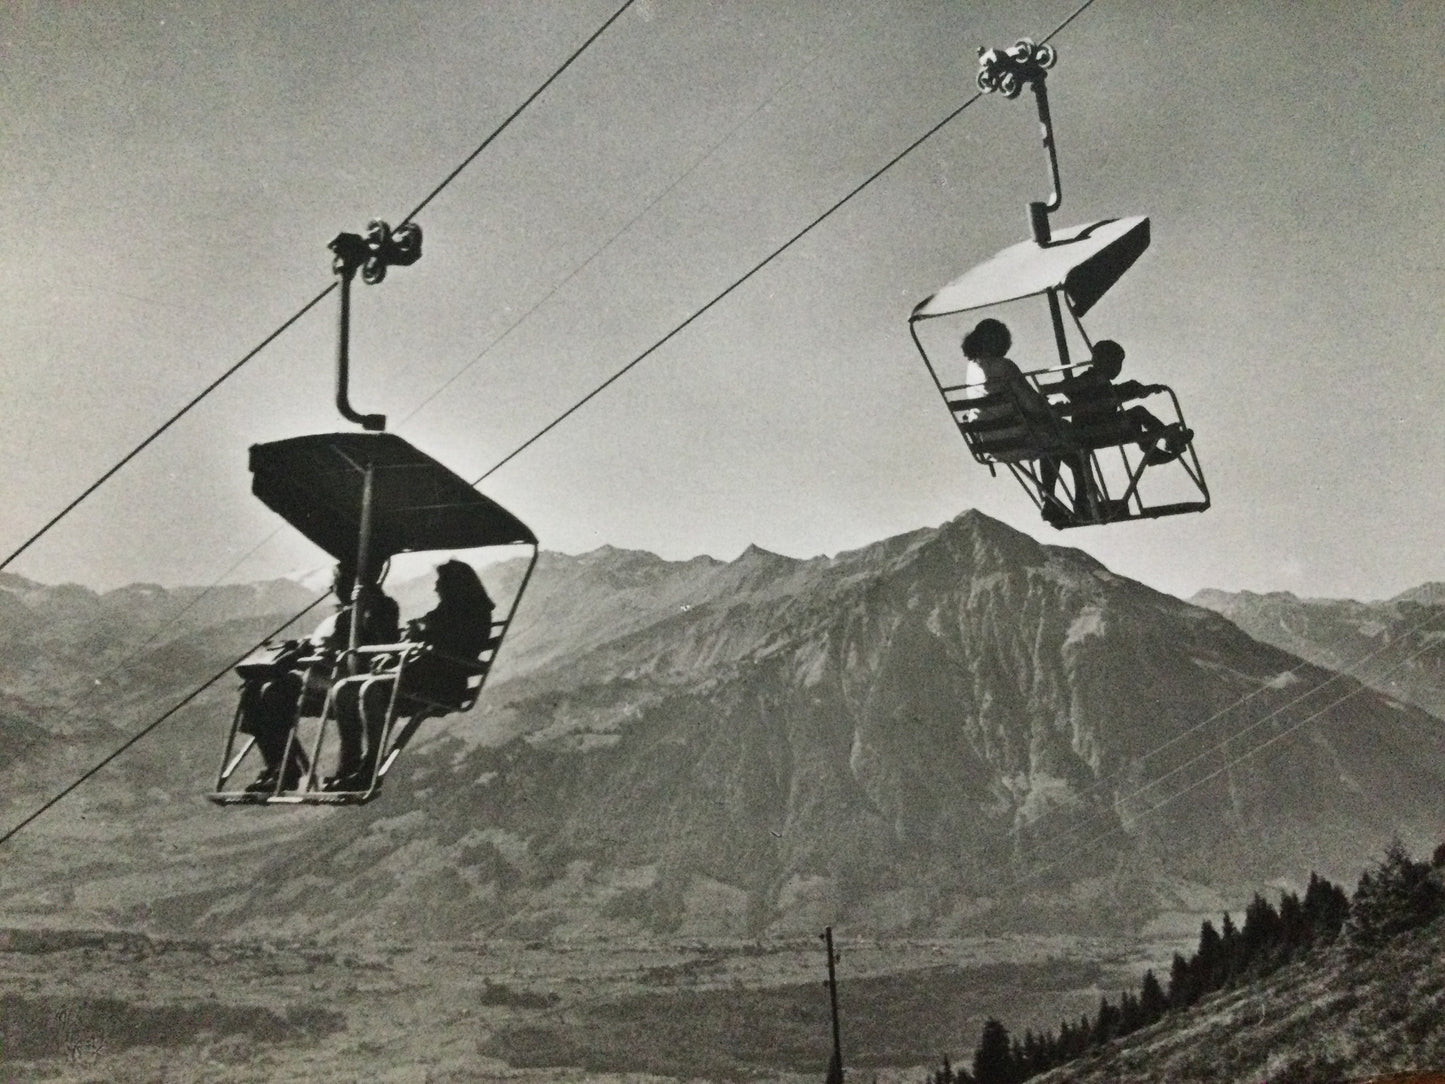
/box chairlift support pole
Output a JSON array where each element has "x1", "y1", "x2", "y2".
[
  {"x1": 348, "y1": 460, "x2": 377, "y2": 669},
  {"x1": 1029, "y1": 77, "x2": 1063, "y2": 237},
  {"x1": 821, "y1": 926, "x2": 844, "y2": 1083},
  {"x1": 327, "y1": 219, "x2": 424, "y2": 433},
  {"x1": 977, "y1": 39, "x2": 1071, "y2": 362}
]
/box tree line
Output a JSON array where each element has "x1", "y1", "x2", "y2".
[{"x1": 928, "y1": 840, "x2": 1445, "y2": 1084}]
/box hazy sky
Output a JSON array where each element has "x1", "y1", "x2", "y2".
[{"x1": 2, "y1": 1, "x2": 1440, "y2": 601}]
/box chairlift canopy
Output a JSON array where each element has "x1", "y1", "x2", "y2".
[
  {"x1": 249, "y1": 432, "x2": 536, "y2": 563},
  {"x1": 911, "y1": 215, "x2": 1149, "y2": 322}
]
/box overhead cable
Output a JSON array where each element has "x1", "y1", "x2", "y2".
[
  {"x1": 473, "y1": 94, "x2": 982, "y2": 484},
  {"x1": 0, "y1": 0, "x2": 636, "y2": 576},
  {"x1": 471, "y1": 0, "x2": 1100, "y2": 482},
  {"x1": 0, "y1": 287, "x2": 334, "y2": 573},
  {"x1": 397, "y1": 19, "x2": 825, "y2": 433},
  {"x1": 0, "y1": 601, "x2": 325, "y2": 849},
  {"x1": 401, "y1": 0, "x2": 637, "y2": 225},
  {"x1": 1002, "y1": 618, "x2": 1445, "y2": 897}
]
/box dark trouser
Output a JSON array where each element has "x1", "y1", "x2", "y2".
[
  {"x1": 333, "y1": 659, "x2": 467, "y2": 780},
  {"x1": 1041, "y1": 452, "x2": 1094, "y2": 514},
  {"x1": 332, "y1": 681, "x2": 371, "y2": 779},
  {"x1": 237, "y1": 671, "x2": 306, "y2": 776}
]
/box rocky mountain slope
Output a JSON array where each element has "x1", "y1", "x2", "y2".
[
  {"x1": 1191, "y1": 585, "x2": 1445, "y2": 720},
  {"x1": 3, "y1": 514, "x2": 1443, "y2": 943}
]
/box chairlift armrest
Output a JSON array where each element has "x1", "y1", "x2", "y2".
[
  {"x1": 945, "y1": 390, "x2": 1011, "y2": 413},
  {"x1": 1023, "y1": 363, "x2": 1083, "y2": 378},
  {"x1": 351, "y1": 640, "x2": 491, "y2": 672},
  {"x1": 349, "y1": 641, "x2": 422, "y2": 655},
  {"x1": 418, "y1": 645, "x2": 491, "y2": 673}
]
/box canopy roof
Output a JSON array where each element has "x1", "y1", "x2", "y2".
[
  {"x1": 911, "y1": 215, "x2": 1150, "y2": 321},
  {"x1": 250, "y1": 432, "x2": 536, "y2": 564}
]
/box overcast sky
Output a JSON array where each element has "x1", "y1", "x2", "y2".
[{"x1": 2, "y1": 0, "x2": 1440, "y2": 601}]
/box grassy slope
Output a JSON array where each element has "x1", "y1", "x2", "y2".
[{"x1": 1029, "y1": 916, "x2": 1445, "y2": 1084}]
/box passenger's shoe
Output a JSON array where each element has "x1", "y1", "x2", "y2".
[
  {"x1": 244, "y1": 769, "x2": 279, "y2": 794},
  {"x1": 323, "y1": 771, "x2": 376, "y2": 793},
  {"x1": 1041, "y1": 497, "x2": 1073, "y2": 527},
  {"x1": 1144, "y1": 424, "x2": 1193, "y2": 465},
  {"x1": 1143, "y1": 431, "x2": 1183, "y2": 465}
]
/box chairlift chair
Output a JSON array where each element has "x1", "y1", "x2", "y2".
[
  {"x1": 210, "y1": 218, "x2": 538, "y2": 806},
  {"x1": 910, "y1": 216, "x2": 1210, "y2": 527},
  {"x1": 911, "y1": 39, "x2": 1209, "y2": 529},
  {"x1": 209, "y1": 431, "x2": 538, "y2": 806}
]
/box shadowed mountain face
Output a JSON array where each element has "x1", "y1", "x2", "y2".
[
  {"x1": 3, "y1": 515, "x2": 1443, "y2": 941},
  {"x1": 1191, "y1": 585, "x2": 1445, "y2": 721}
]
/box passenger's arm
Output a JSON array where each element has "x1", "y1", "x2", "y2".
[{"x1": 1114, "y1": 379, "x2": 1162, "y2": 401}]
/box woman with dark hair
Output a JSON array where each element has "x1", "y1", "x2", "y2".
[
  {"x1": 328, "y1": 560, "x2": 494, "y2": 791},
  {"x1": 960, "y1": 318, "x2": 1090, "y2": 522},
  {"x1": 406, "y1": 560, "x2": 495, "y2": 688},
  {"x1": 960, "y1": 318, "x2": 1053, "y2": 424}
]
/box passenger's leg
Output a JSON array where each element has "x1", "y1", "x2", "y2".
[
  {"x1": 359, "y1": 678, "x2": 396, "y2": 781},
  {"x1": 1037, "y1": 457, "x2": 1072, "y2": 523},
  {"x1": 331, "y1": 681, "x2": 364, "y2": 782},
  {"x1": 1127, "y1": 407, "x2": 1192, "y2": 464},
  {"x1": 243, "y1": 673, "x2": 303, "y2": 789},
  {"x1": 1063, "y1": 453, "x2": 1097, "y2": 516}
]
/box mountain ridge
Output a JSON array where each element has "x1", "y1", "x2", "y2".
[
  {"x1": 1190, "y1": 584, "x2": 1445, "y2": 720},
  {"x1": 3, "y1": 511, "x2": 1443, "y2": 945}
]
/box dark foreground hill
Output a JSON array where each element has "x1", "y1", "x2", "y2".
[
  {"x1": 1021, "y1": 910, "x2": 1445, "y2": 1084},
  {"x1": 3, "y1": 512, "x2": 1443, "y2": 942}
]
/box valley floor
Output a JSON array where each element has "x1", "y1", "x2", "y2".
[{"x1": 0, "y1": 927, "x2": 1167, "y2": 1082}]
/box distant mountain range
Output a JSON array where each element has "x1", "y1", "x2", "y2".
[
  {"x1": 1191, "y1": 585, "x2": 1445, "y2": 720},
  {"x1": 2, "y1": 513, "x2": 1442, "y2": 942}
]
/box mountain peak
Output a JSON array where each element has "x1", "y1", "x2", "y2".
[{"x1": 736, "y1": 542, "x2": 795, "y2": 564}]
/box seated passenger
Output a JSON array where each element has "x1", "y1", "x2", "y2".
[
  {"x1": 1065, "y1": 340, "x2": 1192, "y2": 464},
  {"x1": 328, "y1": 559, "x2": 494, "y2": 792},
  {"x1": 961, "y1": 317, "x2": 1091, "y2": 523},
  {"x1": 960, "y1": 317, "x2": 1054, "y2": 427},
  {"x1": 236, "y1": 562, "x2": 399, "y2": 793}
]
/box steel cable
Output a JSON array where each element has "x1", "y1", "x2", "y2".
[
  {"x1": 0, "y1": 0, "x2": 636, "y2": 576},
  {"x1": 0, "y1": 0, "x2": 1113, "y2": 849},
  {"x1": 998, "y1": 620, "x2": 1445, "y2": 897}
]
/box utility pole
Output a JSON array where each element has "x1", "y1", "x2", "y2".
[{"x1": 822, "y1": 926, "x2": 844, "y2": 1083}]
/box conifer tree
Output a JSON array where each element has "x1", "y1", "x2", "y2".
[
  {"x1": 1119, "y1": 989, "x2": 1143, "y2": 1035},
  {"x1": 1218, "y1": 911, "x2": 1240, "y2": 985},
  {"x1": 1167, "y1": 951, "x2": 1197, "y2": 1008},
  {"x1": 972, "y1": 1018, "x2": 1014, "y2": 1084},
  {"x1": 1347, "y1": 839, "x2": 1445, "y2": 947},
  {"x1": 1139, "y1": 968, "x2": 1168, "y2": 1024},
  {"x1": 1277, "y1": 889, "x2": 1308, "y2": 959},
  {"x1": 929, "y1": 1052, "x2": 973, "y2": 1084},
  {"x1": 1195, "y1": 919, "x2": 1223, "y2": 994},
  {"x1": 1303, "y1": 872, "x2": 1349, "y2": 941},
  {"x1": 1090, "y1": 996, "x2": 1121, "y2": 1045},
  {"x1": 1240, "y1": 892, "x2": 1283, "y2": 973}
]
